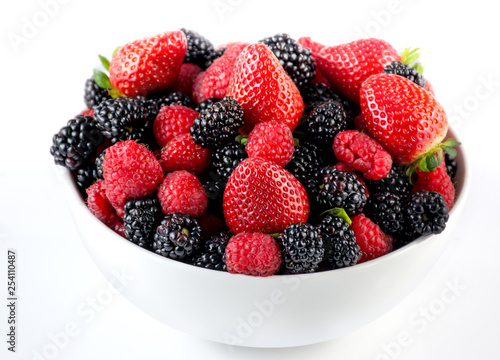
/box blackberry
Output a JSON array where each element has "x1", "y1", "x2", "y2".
[
  {"x1": 278, "y1": 223, "x2": 324, "y2": 274},
  {"x1": 50, "y1": 115, "x2": 105, "y2": 170},
  {"x1": 94, "y1": 97, "x2": 152, "y2": 144},
  {"x1": 181, "y1": 29, "x2": 216, "y2": 70},
  {"x1": 307, "y1": 167, "x2": 367, "y2": 216},
  {"x1": 148, "y1": 91, "x2": 195, "y2": 109},
  {"x1": 393, "y1": 228, "x2": 421, "y2": 250},
  {"x1": 383, "y1": 61, "x2": 426, "y2": 88},
  {"x1": 194, "y1": 98, "x2": 219, "y2": 113},
  {"x1": 190, "y1": 96, "x2": 244, "y2": 149},
  {"x1": 203, "y1": 179, "x2": 224, "y2": 214},
  {"x1": 93, "y1": 150, "x2": 106, "y2": 180},
  {"x1": 301, "y1": 83, "x2": 341, "y2": 108},
  {"x1": 84, "y1": 77, "x2": 111, "y2": 109},
  {"x1": 317, "y1": 214, "x2": 360, "y2": 269},
  {"x1": 444, "y1": 152, "x2": 457, "y2": 180},
  {"x1": 285, "y1": 141, "x2": 324, "y2": 187},
  {"x1": 75, "y1": 164, "x2": 96, "y2": 191},
  {"x1": 306, "y1": 100, "x2": 348, "y2": 146},
  {"x1": 366, "y1": 165, "x2": 411, "y2": 198},
  {"x1": 123, "y1": 198, "x2": 162, "y2": 250},
  {"x1": 192, "y1": 232, "x2": 230, "y2": 271},
  {"x1": 259, "y1": 33, "x2": 315, "y2": 88},
  {"x1": 405, "y1": 191, "x2": 449, "y2": 236},
  {"x1": 211, "y1": 142, "x2": 248, "y2": 184},
  {"x1": 204, "y1": 47, "x2": 226, "y2": 69},
  {"x1": 363, "y1": 192, "x2": 405, "y2": 235},
  {"x1": 153, "y1": 213, "x2": 202, "y2": 261}
]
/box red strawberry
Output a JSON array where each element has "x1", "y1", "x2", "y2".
[
  {"x1": 153, "y1": 105, "x2": 199, "y2": 147},
  {"x1": 172, "y1": 63, "x2": 203, "y2": 97},
  {"x1": 223, "y1": 157, "x2": 309, "y2": 234},
  {"x1": 351, "y1": 214, "x2": 393, "y2": 263},
  {"x1": 424, "y1": 79, "x2": 435, "y2": 96},
  {"x1": 412, "y1": 157, "x2": 455, "y2": 209},
  {"x1": 359, "y1": 73, "x2": 456, "y2": 169},
  {"x1": 160, "y1": 133, "x2": 211, "y2": 175},
  {"x1": 86, "y1": 180, "x2": 125, "y2": 236},
  {"x1": 103, "y1": 140, "x2": 164, "y2": 217},
  {"x1": 226, "y1": 43, "x2": 305, "y2": 133},
  {"x1": 245, "y1": 121, "x2": 295, "y2": 166},
  {"x1": 109, "y1": 31, "x2": 187, "y2": 97},
  {"x1": 317, "y1": 38, "x2": 400, "y2": 103}
]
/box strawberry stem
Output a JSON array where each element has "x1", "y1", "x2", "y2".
[
  {"x1": 319, "y1": 208, "x2": 352, "y2": 225},
  {"x1": 401, "y1": 47, "x2": 425, "y2": 74}
]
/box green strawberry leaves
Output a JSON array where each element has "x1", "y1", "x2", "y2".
[
  {"x1": 402, "y1": 47, "x2": 425, "y2": 74},
  {"x1": 93, "y1": 53, "x2": 122, "y2": 98},
  {"x1": 319, "y1": 208, "x2": 352, "y2": 225}
]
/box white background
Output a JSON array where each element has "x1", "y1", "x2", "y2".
[{"x1": 1, "y1": 0, "x2": 500, "y2": 359}]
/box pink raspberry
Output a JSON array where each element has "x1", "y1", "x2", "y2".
[
  {"x1": 351, "y1": 214, "x2": 393, "y2": 264},
  {"x1": 225, "y1": 233, "x2": 282, "y2": 277},
  {"x1": 103, "y1": 140, "x2": 164, "y2": 217},
  {"x1": 245, "y1": 121, "x2": 295, "y2": 166},
  {"x1": 333, "y1": 130, "x2": 392, "y2": 180},
  {"x1": 153, "y1": 105, "x2": 199, "y2": 147},
  {"x1": 157, "y1": 170, "x2": 207, "y2": 217},
  {"x1": 160, "y1": 133, "x2": 211, "y2": 175},
  {"x1": 172, "y1": 63, "x2": 203, "y2": 97},
  {"x1": 86, "y1": 180, "x2": 125, "y2": 236},
  {"x1": 297, "y1": 36, "x2": 331, "y2": 86}
]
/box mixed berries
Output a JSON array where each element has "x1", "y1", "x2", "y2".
[{"x1": 51, "y1": 30, "x2": 461, "y2": 277}]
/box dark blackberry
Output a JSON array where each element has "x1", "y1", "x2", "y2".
[
  {"x1": 204, "y1": 47, "x2": 226, "y2": 69},
  {"x1": 136, "y1": 97, "x2": 160, "y2": 122},
  {"x1": 192, "y1": 232, "x2": 230, "y2": 271},
  {"x1": 301, "y1": 83, "x2": 341, "y2": 108},
  {"x1": 285, "y1": 141, "x2": 324, "y2": 187},
  {"x1": 366, "y1": 165, "x2": 411, "y2": 198},
  {"x1": 317, "y1": 214, "x2": 360, "y2": 269},
  {"x1": 50, "y1": 115, "x2": 105, "y2": 170},
  {"x1": 94, "y1": 97, "x2": 152, "y2": 144},
  {"x1": 75, "y1": 163, "x2": 96, "y2": 191},
  {"x1": 211, "y1": 142, "x2": 248, "y2": 184},
  {"x1": 190, "y1": 96, "x2": 244, "y2": 149},
  {"x1": 307, "y1": 167, "x2": 367, "y2": 217},
  {"x1": 393, "y1": 228, "x2": 421, "y2": 250},
  {"x1": 405, "y1": 191, "x2": 449, "y2": 236},
  {"x1": 278, "y1": 223, "x2": 324, "y2": 274},
  {"x1": 194, "y1": 98, "x2": 219, "y2": 113},
  {"x1": 363, "y1": 192, "x2": 405, "y2": 235},
  {"x1": 259, "y1": 33, "x2": 315, "y2": 88},
  {"x1": 93, "y1": 150, "x2": 106, "y2": 180},
  {"x1": 123, "y1": 198, "x2": 162, "y2": 250},
  {"x1": 383, "y1": 61, "x2": 426, "y2": 88},
  {"x1": 203, "y1": 179, "x2": 224, "y2": 214},
  {"x1": 306, "y1": 100, "x2": 348, "y2": 146},
  {"x1": 84, "y1": 77, "x2": 111, "y2": 109},
  {"x1": 148, "y1": 91, "x2": 195, "y2": 109},
  {"x1": 180, "y1": 29, "x2": 216, "y2": 70},
  {"x1": 444, "y1": 152, "x2": 457, "y2": 180},
  {"x1": 153, "y1": 213, "x2": 202, "y2": 261}
]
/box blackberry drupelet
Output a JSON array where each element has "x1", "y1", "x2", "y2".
[
  {"x1": 123, "y1": 198, "x2": 162, "y2": 250},
  {"x1": 259, "y1": 33, "x2": 315, "y2": 88},
  {"x1": 444, "y1": 152, "x2": 457, "y2": 180},
  {"x1": 192, "y1": 232, "x2": 230, "y2": 271},
  {"x1": 153, "y1": 213, "x2": 202, "y2": 261},
  {"x1": 363, "y1": 191, "x2": 405, "y2": 235},
  {"x1": 76, "y1": 164, "x2": 96, "y2": 192},
  {"x1": 405, "y1": 191, "x2": 449, "y2": 236},
  {"x1": 383, "y1": 61, "x2": 426, "y2": 88},
  {"x1": 180, "y1": 29, "x2": 216, "y2": 70},
  {"x1": 366, "y1": 165, "x2": 411, "y2": 198},
  {"x1": 211, "y1": 142, "x2": 248, "y2": 184},
  {"x1": 50, "y1": 115, "x2": 105, "y2": 170},
  {"x1": 194, "y1": 98, "x2": 219, "y2": 113},
  {"x1": 278, "y1": 223, "x2": 324, "y2": 274},
  {"x1": 317, "y1": 214, "x2": 360, "y2": 269},
  {"x1": 94, "y1": 97, "x2": 152, "y2": 144},
  {"x1": 190, "y1": 96, "x2": 244, "y2": 149},
  {"x1": 148, "y1": 91, "x2": 195, "y2": 109},
  {"x1": 93, "y1": 150, "x2": 106, "y2": 180},
  {"x1": 307, "y1": 167, "x2": 367, "y2": 216},
  {"x1": 285, "y1": 141, "x2": 324, "y2": 187},
  {"x1": 306, "y1": 100, "x2": 348, "y2": 146},
  {"x1": 84, "y1": 77, "x2": 111, "y2": 109}
]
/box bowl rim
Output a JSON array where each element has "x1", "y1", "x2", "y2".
[{"x1": 56, "y1": 127, "x2": 470, "y2": 282}]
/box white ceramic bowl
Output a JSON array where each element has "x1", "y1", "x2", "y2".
[{"x1": 57, "y1": 129, "x2": 468, "y2": 348}]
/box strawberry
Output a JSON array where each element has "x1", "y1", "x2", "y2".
[
  {"x1": 223, "y1": 157, "x2": 309, "y2": 234},
  {"x1": 108, "y1": 31, "x2": 187, "y2": 97},
  {"x1": 317, "y1": 38, "x2": 400, "y2": 103},
  {"x1": 226, "y1": 43, "x2": 305, "y2": 133},
  {"x1": 359, "y1": 73, "x2": 459, "y2": 170},
  {"x1": 411, "y1": 157, "x2": 455, "y2": 209}
]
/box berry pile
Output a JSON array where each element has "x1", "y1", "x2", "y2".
[{"x1": 51, "y1": 30, "x2": 461, "y2": 277}]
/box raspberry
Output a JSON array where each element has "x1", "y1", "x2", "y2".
[
  {"x1": 412, "y1": 160, "x2": 455, "y2": 209},
  {"x1": 80, "y1": 108, "x2": 95, "y2": 117},
  {"x1": 192, "y1": 232, "x2": 230, "y2": 271},
  {"x1": 157, "y1": 170, "x2": 207, "y2": 217},
  {"x1": 86, "y1": 180, "x2": 125, "y2": 236},
  {"x1": 154, "y1": 213, "x2": 202, "y2": 261},
  {"x1": 103, "y1": 140, "x2": 164, "y2": 217},
  {"x1": 225, "y1": 233, "x2": 282, "y2": 276},
  {"x1": 279, "y1": 223, "x2": 324, "y2": 274},
  {"x1": 351, "y1": 214, "x2": 393, "y2": 264},
  {"x1": 153, "y1": 105, "x2": 199, "y2": 147},
  {"x1": 333, "y1": 130, "x2": 392, "y2": 180},
  {"x1": 172, "y1": 63, "x2": 203, "y2": 96},
  {"x1": 405, "y1": 190, "x2": 449, "y2": 236},
  {"x1": 245, "y1": 121, "x2": 295, "y2": 166},
  {"x1": 160, "y1": 133, "x2": 211, "y2": 175},
  {"x1": 123, "y1": 197, "x2": 162, "y2": 249}
]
